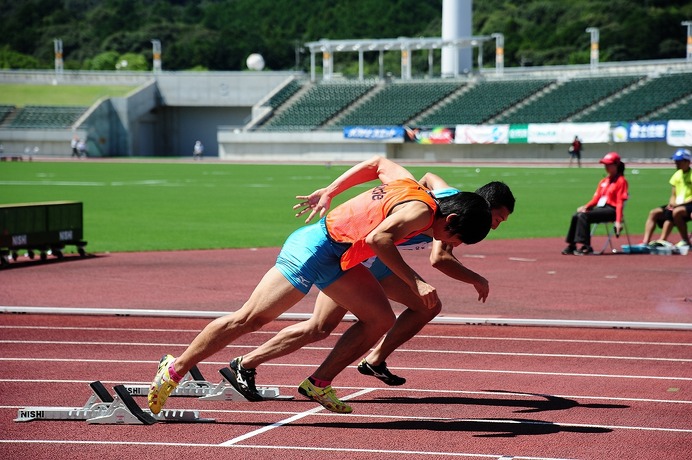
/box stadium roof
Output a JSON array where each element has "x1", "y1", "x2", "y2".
[{"x1": 304, "y1": 36, "x2": 495, "y2": 81}]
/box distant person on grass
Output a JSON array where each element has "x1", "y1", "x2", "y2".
[
  {"x1": 148, "y1": 156, "x2": 492, "y2": 414},
  {"x1": 562, "y1": 151, "x2": 628, "y2": 255},
  {"x1": 71, "y1": 135, "x2": 80, "y2": 158},
  {"x1": 224, "y1": 176, "x2": 514, "y2": 402},
  {"x1": 641, "y1": 148, "x2": 692, "y2": 248},
  {"x1": 568, "y1": 135, "x2": 582, "y2": 168},
  {"x1": 192, "y1": 140, "x2": 204, "y2": 160}
]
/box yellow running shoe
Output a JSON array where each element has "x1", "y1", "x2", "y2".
[
  {"x1": 298, "y1": 378, "x2": 352, "y2": 413},
  {"x1": 148, "y1": 354, "x2": 179, "y2": 414}
]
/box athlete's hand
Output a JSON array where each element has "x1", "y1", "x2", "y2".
[
  {"x1": 473, "y1": 276, "x2": 489, "y2": 303},
  {"x1": 415, "y1": 279, "x2": 440, "y2": 310},
  {"x1": 294, "y1": 188, "x2": 333, "y2": 223}
]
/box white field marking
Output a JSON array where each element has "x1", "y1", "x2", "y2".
[
  {"x1": 219, "y1": 388, "x2": 375, "y2": 446},
  {"x1": 0, "y1": 441, "x2": 578, "y2": 460},
  {"x1": 2, "y1": 382, "x2": 691, "y2": 407},
  {"x1": 2, "y1": 339, "x2": 689, "y2": 363},
  {"x1": 3, "y1": 325, "x2": 690, "y2": 347},
  {"x1": 0, "y1": 180, "x2": 177, "y2": 187},
  {"x1": 508, "y1": 257, "x2": 537, "y2": 262},
  {"x1": 0, "y1": 180, "x2": 105, "y2": 186}
]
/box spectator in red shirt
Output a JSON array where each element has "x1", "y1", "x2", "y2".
[
  {"x1": 562, "y1": 152, "x2": 629, "y2": 255},
  {"x1": 569, "y1": 135, "x2": 582, "y2": 168}
]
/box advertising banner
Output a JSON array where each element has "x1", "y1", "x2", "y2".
[
  {"x1": 666, "y1": 120, "x2": 692, "y2": 147},
  {"x1": 508, "y1": 124, "x2": 528, "y2": 144},
  {"x1": 343, "y1": 126, "x2": 404, "y2": 140},
  {"x1": 404, "y1": 126, "x2": 455, "y2": 144},
  {"x1": 527, "y1": 123, "x2": 609, "y2": 143},
  {"x1": 611, "y1": 122, "x2": 667, "y2": 143},
  {"x1": 454, "y1": 124, "x2": 509, "y2": 144}
]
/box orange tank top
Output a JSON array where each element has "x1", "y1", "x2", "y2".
[{"x1": 325, "y1": 178, "x2": 438, "y2": 270}]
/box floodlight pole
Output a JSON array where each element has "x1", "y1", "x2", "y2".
[
  {"x1": 310, "y1": 50, "x2": 316, "y2": 82},
  {"x1": 683, "y1": 21, "x2": 692, "y2": 61},
  {"x1": 151, "y1": 40, "x2": 162, "y2": 74},
  {"x1": 586, "y1": 27, "x2": 599, "y2": 71},
  {"x1": 491, "y1": 33, "x2": 504, "y2": 76},
  {"x1": 322, "y1": 48, "x2": 333, "y2": 81},
  {"x1": 401, "y1": 45, "x2": 411, "y2": 80},
  {"x1": 53, "y1": 39, "x2": 63, "y2": 76}
]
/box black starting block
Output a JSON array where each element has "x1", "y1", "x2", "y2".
[{"x1": 15, "y1": 381, "x2": 214, "y2": 425}]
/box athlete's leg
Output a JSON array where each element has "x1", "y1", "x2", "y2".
[
  {"x1": 308, "y1": 264, "x2": 395, "y2": 382},
  {"x1": 240, "y1": 292, "x2": 348, "y2": 368},
  {"x1": 364, "y1": 274, "x2": 441, "y2": 366},
  {"x1": 173, "y1": 267, "x2": 305, "y2": 376}
]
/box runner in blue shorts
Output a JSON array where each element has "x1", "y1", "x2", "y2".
[
  {"x1": 228, "y1": 176, "x2": 515, "y2": 398},
  {"x1": 148, "y1": 156, "x2": 492, "y2": 414}
]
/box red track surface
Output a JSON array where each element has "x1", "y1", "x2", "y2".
[{"x1": 1, "y1": 238, "x2": 691, "y2": 459}]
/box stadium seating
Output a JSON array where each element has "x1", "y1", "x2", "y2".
[
  {"x1": 647, "y1": 98, "x2": 692, "y2": 121},
  {"x1": 332, "y1": 81, "x2": 462, "y2": 127},
  {"x1": 417, "y1": 79, "x2": 553, "y2": 125},
  {"x1": 0, "y1": 105, "x2": 16, "y2": 125},
  {"x1": 496, "y1": 75, "x2": 642, "y2": 124},
  {"x1": 575, "y1": 73, "x2": 692, "y2": 122},
  {"x1": 260, "y1": 80, "x2": 376, "y2": 130},
  {"x1": 266, "y1": 79, "x2": 304, "y2": 108},
  {"x1": 9, "y1": 105, "x2": 88, "y2": 129}
]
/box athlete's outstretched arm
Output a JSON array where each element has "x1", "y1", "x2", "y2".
[{"x1": 294, "y1": 155, "x2": 415, "y2": 223}]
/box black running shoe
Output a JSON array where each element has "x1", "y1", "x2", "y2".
[
  {"x1": 574, "y1": 245, "x2": 593, "y2": 255},
  {"x1": 228, "y1": 357, "x2": 263, "y2": 401},
  {"x1": 357, "y1": 359, "x2": 406, "y2": 386},
  {"x1": 561, "y1": 245, "x2": 576, "y2": 255}
]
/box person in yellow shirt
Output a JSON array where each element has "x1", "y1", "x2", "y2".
[{"x1": 642, "y1": 149, "x2": 692, "y2": 248}]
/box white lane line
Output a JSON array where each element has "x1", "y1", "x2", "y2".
[
  {"x1": 1, "y1": 359, "x2": 690, "y2": 381},
  {"x1": 219, "y1": 388, "x2": 375, "y2": 446},
  {"x1": 3, "y1": 384, "x2": 691, "y2": 406},
  {"x1": 3, "y1": 325, "x2": 690, "y2": 347},
  {"x1": 3, "y1": 306, "x2": 691, "y2": 330},
  {"x1": 3, "y1": 403, "x2": 692, "y2": 434},
  {"x1": 0, "y1": 440, "x2": 578, "y2": 459},
  {"x1": 2, "y1": 341, "x2": 690, "y2": 363}
]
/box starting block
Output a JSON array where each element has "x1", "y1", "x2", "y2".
[
  {"x1": 122, "y1": 366, "x2": 293, "y2": 401},
  {"x1": 15, "y1": 381, "x2": 214, "y2": 425}
]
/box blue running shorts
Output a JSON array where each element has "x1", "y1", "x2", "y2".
[
  {"x1": 275, "y1": 218, "x2": 351, "y2": 294},
  {"x1": 364, "y1": 233, "x2": 433, "y2": 280}
]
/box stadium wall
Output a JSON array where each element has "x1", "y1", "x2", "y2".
[{"x1": 217, "y1": 130, "x2": 676, "y2": 163}]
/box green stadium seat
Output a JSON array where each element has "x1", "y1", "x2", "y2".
[
  {"x1": 0, "y1": 105, "x2": 16, "y2": 125},
  {"x1": 9, "y1": 105, "x2": 88, "y2": 129},
  {"x1": 497, "y1": 75, "x2": 642, "y2": 124},
  {"x1": 333, "y1": 81, "x2": 462, "y2": 127},
  {"x1": 418, "y1": 79, "x2": 553, "y2": 125},
  {"x1": 260, "y1": 80, "x2": 376, "y2": 131},
  {"x1": 575, "y1": 73, "x2": 692, "y2": 122},
  {"x1": 647, "y1": 98, "x2": 692, "y2": 121}
]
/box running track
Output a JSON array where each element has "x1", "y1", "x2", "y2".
[{"x1": 1, "y1": 238, "x2": 691, "y2": 459}]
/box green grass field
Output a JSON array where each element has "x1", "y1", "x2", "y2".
[
  {"x1": 0, "y1": 161, "x2": 672, "y2": 253},
  {"x1": 0, "y1": 84, "x2": 136, "y2": 107}
]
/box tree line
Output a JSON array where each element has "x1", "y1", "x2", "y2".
[{"x1": 0, "y1": 0, "x2": 690, "y2": 75}]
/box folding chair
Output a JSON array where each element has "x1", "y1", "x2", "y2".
[{"x1": 590, "y1": 218, "x2": 632, "y2": 254}]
